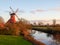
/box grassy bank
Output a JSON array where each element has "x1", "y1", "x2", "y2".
[
  {"x1": 32, "y1": 26, "x2": 60, "y2": 34},
  {"x1": 0, "y1": 35, "x2": 32, "y2": 45}
]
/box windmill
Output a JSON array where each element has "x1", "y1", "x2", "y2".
[{"x1": 7, "y1": 7, "x2": 20, "y2": 23}]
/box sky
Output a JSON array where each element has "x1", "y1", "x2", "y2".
[{"x1": 0, "y1": 0, "x2": 60, "y2": 22}]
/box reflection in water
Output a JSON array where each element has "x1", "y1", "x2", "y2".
[
  {"x1": 31, "y1": 31, "x2": 60, "y2": 45},
  {"x1": 52, "y1": 34, "x2": 60, "y2": 45}
]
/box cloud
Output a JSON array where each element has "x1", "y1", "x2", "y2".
[
  {"x1": 30, "y1": 7, "x2": 60, "y2": 14},
  {"x1": 19, "y1": 10, "x2": 25, "y2": 13},
  {"x1": 49, "y1": 7, "x2": 60, "y2": 11},
  {"x1": 36, "y1": 9, "x2": 46, "y2": 12},
  {"x1": 30, "y1": 9, "x2": 47, "y2": 14},
  {"x1": 30, "y1": 11, "x2": 36, "y2": 14}
]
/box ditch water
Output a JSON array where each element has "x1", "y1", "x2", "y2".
[{"x1": 31, "y1": 30, "x2": 60, "y2": 45}]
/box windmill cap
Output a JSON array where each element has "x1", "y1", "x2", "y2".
[{"x1": 10, "y1": 13, "x2": 15, "y2": 15}]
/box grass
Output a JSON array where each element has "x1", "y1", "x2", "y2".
[
  {"x1": 0, "y1": 35, "x2": 32, "y2": 45},
  {"x1": 33, "y1": 26, "x2": 60, "y2": 31}
]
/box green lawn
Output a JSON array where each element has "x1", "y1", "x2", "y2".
[{"x1": 0, "y1": 35, "x2": 32, "y2": 45}]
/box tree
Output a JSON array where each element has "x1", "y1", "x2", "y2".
[
  {"x1": 0, "y1": 16, "x2": 4, "y2": 23},
  {"x1": 0, "y1": 16, "x2": 5, "y2": 28},
  {"x1": 4, "y1": 18, "x2": 31, "y2": 36}
]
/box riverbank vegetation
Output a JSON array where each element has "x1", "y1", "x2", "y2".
[{"x1": 0, "y1": 17, "x2": 33, "y2": 45}]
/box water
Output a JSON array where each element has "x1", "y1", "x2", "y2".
[{"x1": 31, "y1": 30, "x2": 60, "y2": 45}]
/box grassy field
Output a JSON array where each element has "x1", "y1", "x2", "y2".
[
  {"x1": 0, "y1": 35, "x2": 32, "y2": 45},
  {"x1": 33, "y1": 26, "x2": 60, "y2": 31}
]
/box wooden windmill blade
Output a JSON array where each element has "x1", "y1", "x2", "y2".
[
  {"x1": 10, "y1": 7, "x2": 14, "y2": 13},
  {"x1": 15, "y1": 15, "x2": 20, "y2": 21},
  {"x1": 15, "y1": 8, "x2": 19, "y2": 13}
]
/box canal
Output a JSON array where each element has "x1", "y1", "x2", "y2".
[{"x1": 31, "y1": 30, "x2": 60, "y2": 45}]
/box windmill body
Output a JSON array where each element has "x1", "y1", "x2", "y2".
[
  {"x1": 7, "y1": 7, "x2": 20, "y2": 23},
  {"x1": 7, "y1": 13, "x2": 16, "y2": 23}
]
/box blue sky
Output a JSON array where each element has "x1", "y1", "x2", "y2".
[{"x1": 0, "y1": 0, "x2": 60, "y2": 22}]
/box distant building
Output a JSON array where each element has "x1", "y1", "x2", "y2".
[{"x1": 52, "y1": 19, "x2": 56, "y2": 26}]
